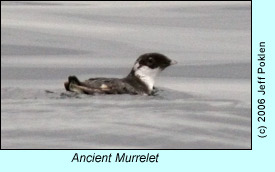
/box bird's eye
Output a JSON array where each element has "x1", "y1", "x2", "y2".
[{"x1": 148, "y1": 57, "x2": 154, "y2": 64}]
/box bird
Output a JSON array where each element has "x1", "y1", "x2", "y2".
[{"x1": 64, "y1": 53, "x2": 177, "y2": 95}]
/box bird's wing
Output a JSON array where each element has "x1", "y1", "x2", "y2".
[{"x1": 65, "y1": 76, "x2": 138, "y2": 95}]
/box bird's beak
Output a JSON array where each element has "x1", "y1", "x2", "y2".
[{"x1": 170, "y1": 59, "x2": 178, "y2": 65}]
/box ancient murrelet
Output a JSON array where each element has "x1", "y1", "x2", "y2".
[{"x1": 64, "y1": 53, "x2": 177, "y2": 95}]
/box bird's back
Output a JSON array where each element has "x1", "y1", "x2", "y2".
[{"x1": 83, "y1": 77, "x2": 140, "y2": 94}]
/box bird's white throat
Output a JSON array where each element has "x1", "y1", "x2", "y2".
[{"x1": 133, "y1": 62, "x2": 161, "y2": 91}]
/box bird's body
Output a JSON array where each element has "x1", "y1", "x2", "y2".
[{"x1": 64, "y1": 53, "x2": 177, "y2": 95}]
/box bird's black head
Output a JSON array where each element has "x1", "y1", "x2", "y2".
[
  {"x1": 125, "y1": 52, "x2": 177, "y2": 94},
  {"x1": 135, "y1": 53, "x2": 177, "y2": 70}
]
